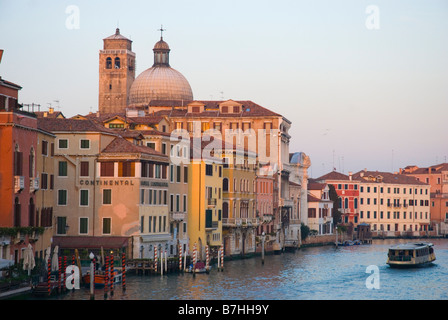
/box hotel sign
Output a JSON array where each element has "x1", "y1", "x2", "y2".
[{"x1": 79, "y1": 179, "x2": 168, "y2": 188}]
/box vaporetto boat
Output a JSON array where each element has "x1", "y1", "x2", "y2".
[{"x1": 387, "y1": 242, "x2": 436, "y2": 268}]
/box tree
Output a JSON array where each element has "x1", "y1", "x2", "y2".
[{"x1": 300, "y1": 223, "x2": 310, "y2": 241}]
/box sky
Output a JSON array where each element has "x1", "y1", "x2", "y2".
[{"x1": 0, "y1": 0, "x2": 447, "y2": 178}]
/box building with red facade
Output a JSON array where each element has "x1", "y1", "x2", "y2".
[{"x1": 315, "y1": 171, "x2": 360, "y2": 226}]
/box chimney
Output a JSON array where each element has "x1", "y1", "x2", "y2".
[
  {"x1": 49, "y1": 107, "x2": 54, "y2": 114},
  {"x1": 349, "y1": 171, "x2": 352, "y2": 181}
]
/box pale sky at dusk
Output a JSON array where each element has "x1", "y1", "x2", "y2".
[{"x1": 1, "y1": 0, "x2": 447, "y2": 177}]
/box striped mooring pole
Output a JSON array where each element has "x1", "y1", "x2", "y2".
[
  {"x1": 71, "y1": 255, "x2": 75, "y2": 292},
  {"x1": 110, "y1": 254, "x2": 114, "y2": 297},
  {"x1": 58, "y1": 256, "x2": 62, "y2": 293},
  {"x1": 154, "y1": 247, "x2": 158, "y2": 274},
  {"x1": 63, "y1": 256, "x2": 67, "y2": 292},
  {"x1": 205, "y1": 245, "x2": 209, "y2": 270},
  {"x1": 47, "y1": 258, "x2": 51, "y2": 296},
  {"x1": 122, "y1": 252, "x2": 126, "y2": 292},
  {"x1": 104, "y1": 255, "x2": 109, "y2": 299},
  {"x1": 220, "y1": 245, "x2": 224, "y2": 271},
  {"x1": 178, "y1": 244, "x2": 183, "y2": 272}
]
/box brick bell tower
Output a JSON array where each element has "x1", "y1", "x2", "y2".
[{"x1": 98, "y1": 28, "x2": 135, "y2": 114}]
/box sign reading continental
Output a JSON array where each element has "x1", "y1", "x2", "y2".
[{"x1": 79, "y1": 179, "x2": 168, "y2": 187}]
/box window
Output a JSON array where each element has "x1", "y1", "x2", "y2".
[
  {"x1": 42, "y1": 140, "x2": 48, "y2": 156},
  {"x1": 106, "y1": 57, "x2": 112, "y2": 69},
  {"x1": 140, "y1": 189, "x2": 145, "y2": 205},
  {"x1": 80, "y1": 190, "x2": 89, "y2": 206},
  {"x1": 79, "y1": 218, "x2": 88, "y2": 234},
  {"x1": 58, "y1": 161, "x2": 68, "y2": 176},
  {"x1": 206, "y1": 164, "x2": 213, "y2": 176},
  {"x1": 119, "y1": 161, "x2": 134, "y2": 177},
  {"x1": 147, "y1": 142, "x2": 156, "y2": 149},
  {"x1": 170, "y1": 165, "x2": 174, "y2": 182},
  {"x1": 103, "y1": 189, "x2": 112, "y2": 205},
  {"x1": 80, "y1": 161, "x2": 89, "y2": 177},
  {"x1": 58, "y1": 139, "x2": 68, "y2": 149},
  {"x1": 57, "y1": 217, "x2": 67, "y2": 234},
  {"x1": 14, "y1": 150, "x2": 23, "y2": 175},
  {"x1": 114, "y1": 57, "x2": 120, "y2": 69},
  {"x1": 101, "y1": 162, "x2": 114, "y2": 177},
  {"x1": 183, "y1": 195, "x2": 187, "y2": 212},
  {"x1": 223, "y1": 178, "x2": 229, "y2": 192},
  {"x1": 184, "y1": 166, "x2": 188, "y2": 183},
  {"x1": 41, "y1": 173, "x2": 48, "y2": 190},
  {"x1": 176, "y1": 166, "x2": 181, "y2": 183},
  {"x1": 80, "y1": 139, "x2": 90, "y2": 149},
  {"x1": 58, "y1": 190, "x2": 67, "y2": 206},
  {"x1": 102, "y1": 218, "x2": 111, "y2": 234},
  {"x1": 109, "y1": 123, "x2": 124, "y2": 129},
  {"x1": 162, "y1": 143, "x2": 167, "y2": 155}
]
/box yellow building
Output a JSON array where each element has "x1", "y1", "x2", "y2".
[
  {"x1": 221, "y1": 145, "x2": 258, "y2": 257},
  {"x1": 187, "y1": 139, "x2": 223, "y2": 261}
]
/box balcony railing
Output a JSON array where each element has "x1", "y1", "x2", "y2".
[
  {"x1": 170, "y1": 212, "x2": 186, "y2": 221},
  {"x1": 207, "y1": 198, "x2": 217, "y2": 206},
  {"x1": 14, "y1": 176, "x2": 24, "y2": 193},
  {"x1": 222, "y1": 218, "x2": 260, "y2": 228},
  {"x1": 29, "y1": 177, "x2": 39, "y2": 193}
]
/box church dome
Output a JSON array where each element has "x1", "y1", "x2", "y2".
[{"x1": 128, "y1": 36, "x2": 193, "y2": 107}]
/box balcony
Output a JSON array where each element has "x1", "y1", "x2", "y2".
[
  {"x1": 222, "y1": 218, "x2": 259, "y2": 228},
  {"x1": 207, "y1": 198, "x2": 217, "y2": 207},
  {"x1": 29, "y1": 177, "x2": 40, "y2": 193},
  {"x1": 14, "y1": 176, "x2": 24, "y2": 193},
  {"x1": 170, "y1": 212, "x2": 186, "y2": 221},
  {"x1": 262, "y1": 214, "x2": 273, "y2": 223}
]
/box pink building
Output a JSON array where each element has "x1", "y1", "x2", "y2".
[{"x1": 255, "y1": 166, "x2": 276, "y2": 250}]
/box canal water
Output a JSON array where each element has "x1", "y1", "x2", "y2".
[{"x1": 42, "y1": 238, "x2": 448, "y2": 300}]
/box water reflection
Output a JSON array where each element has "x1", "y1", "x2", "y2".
[{"x1": 46, "y1": 238, "x2": 448, "y2": 300}]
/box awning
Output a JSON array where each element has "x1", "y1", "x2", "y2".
[{"x1": 52, "y1": 236, "x2": 130, "y2": 250}]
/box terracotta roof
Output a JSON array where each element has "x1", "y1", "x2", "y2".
[
  {"x1": 0, "y1": 77, "x2": 22, "y2": 90},
  {"x1": 308, "y1": 182, "x2": 327, "y2": 190},
  {"x1": 37, "y1": 118, "x2": 117, "y2": 134},
  {"x1": 34, "y1": 111, "x2": 65, "y2": 119},
  {"x1": 149, "y1": 100, "x2": 282, "y2": 118},
  {"x1": 307, "y1": 193, "x2": 323, "y2": 202},
  {"x1": 352, "y1": 170, "x2": 428, "y2": 186},
  {"x1": 101, "y1": 137, "x2": 167, "y2": 158},
  {"x1": 316, "y1": 171, "x2": 353, "y2": 181},
  {"x1": 401, "y1": 163, "x2": 448, "y2": 174}
]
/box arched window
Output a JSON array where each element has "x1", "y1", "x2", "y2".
[
  {"x1": 14, "y1": 197, "x2": 21, "y2": 227},
  {"x1": 114, "y1": 57, "x2": 120, "y2": 69},
  {"x1": 338, "y1": 197, "x2": 342, "y2": 209},
  {"x1": 29, "y1": 148, "x2": 35, "y2": 177},
  {"x1": 345, "y1": 198, "x2": 349, "y2": 210},
  {"x1": 106, "y1": 57, "x2": 112, "y2": 69},
  {"x1": 29, "y1": 198, "x2": 35, "y2": 226},
  {"x1": 223, "y1": 202, "x2": 229, "y2": 219},
  {"x1": 223, "y1": 178, "x2": 228, "y2": 192}
]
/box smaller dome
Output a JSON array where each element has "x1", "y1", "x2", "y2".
[{"x1": 154, "y1": 38, "x2": 170, "y2": 50}]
